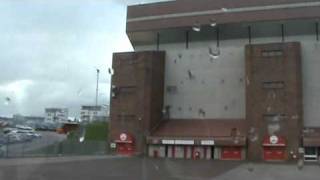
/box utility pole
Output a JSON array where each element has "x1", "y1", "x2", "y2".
[{"x1": 95, "y1": 68, "x2": 100, "y2": 107}]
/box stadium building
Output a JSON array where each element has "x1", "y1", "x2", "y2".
[{"x1": 109, "y1": 0, "x2": 320, "y2": 161}]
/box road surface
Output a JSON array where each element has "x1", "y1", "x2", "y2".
[{"x1": 0, "y1": 156, "x2": 319, "y2": 180}]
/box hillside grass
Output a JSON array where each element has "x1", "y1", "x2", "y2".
[
  {"x1": 84, "y1": 122, "x2": 109, "y2": 141},
  {"x1": 67, "y1": 122, "x2": 109, "y2": 141}
]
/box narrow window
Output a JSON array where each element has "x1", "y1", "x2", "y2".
[
  {"x1": 262, "y1": 81, "x2": 285, "y2": 89},
  {"x1": 119, "y1": 86, "x2": 136, "y2": 94},
  {"x1": 261, "y1": 50, "x2": 283, "y2": 57}
]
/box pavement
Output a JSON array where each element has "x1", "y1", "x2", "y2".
[
  {"x1": 214, "y1": 162, "x2": 320, "y2": 180},
  {"x1": 0, "y1": 156, "x2": 319, "y2": 180}
]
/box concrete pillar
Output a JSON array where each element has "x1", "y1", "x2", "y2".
[
  {"x1": 167, "y1": 146, "x2": 174, "y2": 158},
  {"x1": 241, "y1": 147, "x2": 246, "y2": 160}
]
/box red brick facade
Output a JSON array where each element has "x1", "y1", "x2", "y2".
[{"x1": 110, "y1": 51, "x2": 165, "y2": 155}]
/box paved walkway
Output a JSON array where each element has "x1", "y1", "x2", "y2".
[
  {"x1": 215, "y1": 162, "x2": 320, "y2": 180},
  {"x1": 0, "y1": 156, "x2": 319, "y2": 180}
]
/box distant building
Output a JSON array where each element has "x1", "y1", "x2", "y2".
[
  {"x1": 0, "y1": 116, "x2": 11, "y2": 127},
  {"x1": 24, "y1": 116, "x2": 45, "y2": 127},
  {"x1": 0, "y1": 116, "x2": 13, "y2": 122},
  {"x1": 24, "y1": 116, "x2": 45, "y2": 123},
  {"x1": 45, "y1": 108, "x2": 68, "y2": 123},
  {"x1": 80, "y1": 105, "x2": 107, "y2": 122},
  {"x1": 12, "y1": 114, "x2": 45, "y2": 124},
  {"x1": 12, "y1": 114, "x2": 24, "y2": 122}
]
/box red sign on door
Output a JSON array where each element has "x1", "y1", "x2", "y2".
[{"x1": 115, "y1": 133, "x2": 135, "y2": 156}]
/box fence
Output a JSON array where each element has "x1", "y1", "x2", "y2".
[{"x1": 0, "y1": 139, "x2": 109, "y2": 158}]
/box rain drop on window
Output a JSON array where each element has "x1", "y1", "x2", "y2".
[
  {"x1": 247, "y1": 163, "x2": 254, "y2": 172},
  {"x1": 221, "y1": 8, "x2": 229, "y2": 12},
  {"x1": 209, "y1": 47, "x2": 220, "y2": 60},
  {"x1": 77, "y1": 89, "x2": 83, "y2": 97},
  {"x1": 4, "y1": 97, "x2": 11, "y2": 106},
  {"x1": 297, "y1": 159, "x2": 304, "y2": 170},
  {"x1": 79, "y1": 127, "x2": 86, "y2": 143},
  {"x1": 210, "y1": 19, "x2": 217, "y2": 27},
  {"x1": 233, "y1": 137, "x2": 240, "y2": 144},
  {"x1": 192, "y1": 22, "x2": 201, "y2": 32},
  {"x1": 108, "y1": 68, "x2": 114, "y2": 75},
  {"x1": 248, "y1": 127, "x2": 258, "y2": 142}
]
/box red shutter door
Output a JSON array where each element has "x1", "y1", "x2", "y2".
[
  {"x1": 263, "y1": 147, "x2": 286, "y2": 161},
  {"x1": 117, "y1": 143, "x2": 135, "y2": 156},
  {"x1": 221, "y1": 147, "x2": 242, "y2": 160}
]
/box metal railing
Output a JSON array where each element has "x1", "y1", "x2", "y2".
[{"x1": 0, "y1": 139, "x2": 109, "y2": 158}]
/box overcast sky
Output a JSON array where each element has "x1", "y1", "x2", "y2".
[{"x1": 0, "y1": 0, "x2": 168, "y2": 117}]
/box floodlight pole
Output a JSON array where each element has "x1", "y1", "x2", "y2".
[{"x1": 95, "y1": 69, "x2": 100, "y2": 107}]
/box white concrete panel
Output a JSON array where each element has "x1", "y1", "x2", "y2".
[
  {"x1": 241, "y1": 148, "x2": 247, "y2": 160},
  {"x1": 148, "y1": 145, "x2": 166, "y2": 158},
  {"x1": 300, "y1": 41, "x2": 320, "y2": 127},
  {"x1": 157, "y1": 39, "x2": 247, "y2": 119},
  {"x1": 205, "y1": 147, "x2": 212, "y2": 160},
  {"x1": 135, "y1": 33, "x2": 320, "y2": 126},
  {"x1": 175, "y1": 146, "x2": 184, "y2": 159},
  {"x1": 185, "y1": 146, "x2": 192, "y2": 159},
  {"x1": 167, "y1": 145, "x2": 174, "y2": 158},
  {"x1": 286, "y1": 35, "x2": 320, "y2": 127},
  {"x1": 214, "y1": 147, "x2": 221, "y2": 160},
  {"x1": 159, "y1": 146, "x2": 166, "y2": 158}
]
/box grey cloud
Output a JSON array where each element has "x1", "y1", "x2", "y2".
[{"x1": 0, "y1": 0, "x2": 127, "y2": 117}]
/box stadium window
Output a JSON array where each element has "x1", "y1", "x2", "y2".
[{"x1": 304, "y1": 147, "x2": 318, "y2": 161}]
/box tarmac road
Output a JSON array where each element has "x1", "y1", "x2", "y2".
[{"x1": 0, "y1": 156, "x2": 319, "y2": 180}]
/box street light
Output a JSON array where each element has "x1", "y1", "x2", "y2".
[{"x1": 95, "y1": 68, "x2": 100, "y2": 107}]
